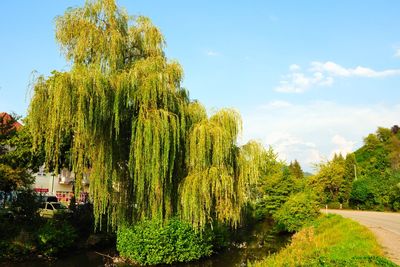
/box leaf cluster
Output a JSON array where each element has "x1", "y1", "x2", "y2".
[{"x1": 117, "y1": 218, "x2": 213, "y2": 265}]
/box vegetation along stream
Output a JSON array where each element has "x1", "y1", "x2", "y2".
[{"x1": 1, "y1": 219, "x2": 290, "y2": 267}]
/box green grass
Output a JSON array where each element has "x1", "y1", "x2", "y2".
[{"x1": 251, "y1": 214, "x2": 398, "y2": 267}]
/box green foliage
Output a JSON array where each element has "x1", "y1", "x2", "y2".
[
  {"x1": 289, "y1": 160, "x2": 304, "y2": 180},
  {"x1": 69, "y1": 203, "x2": 94, "y2": 237},
  {"x1": 273, "y1": 192, "x2": 320, "y2": 232},
  {"x1": 0, "y1": 163, "x2": 31, "y2": 190},
  {"x1": 0, "y1": 234, "x2": 36, "y2": 260},
  {"x1": 310, "y1": 154, "x2": 345, "y2": 204},
  {"x1": 1, "y1": 123, "x2": 44, "y2": 171},
  {"x1": 349, "y1": 127, "x2": 400, "y2": 211},
  {"x1": 11, "y1": 189, "x2": 40, "y2": 220},
  {"x1": 389, "y1": 182, "x2": 400, "y2": 211},
  {"x1": 0, "y1": 115, "x2": 39, "y2": 215},
  {"x1": 338, "y1": 153, "x2": 356, "y2": 204},
  {"x1": 180, "y1": 124, "x2": 264, "y2": 229},
  {"x1": 117, "y1": 218, "x2": 212, "y2": 265},
  {"x1": 252, "y1": 214, "x2": 396, "y2": 267},
  {"x1": 350, "y1": 179, "x2": 376, "y2": 209},
  {"x1": 37, "y1": 220, "x2": 77, "y2": 256},
  {"x1": 356, "y1": 132, "x2": 390, "y2": 177},
  {"x1": 350, "y1": 171, "x2": 400, "y2": 211},
  {"x1": 256, "y1": 164, "x2": 302, "y2": 217},
  {"x1": 0, "y1": 163, "x2": 33, "y2": 202},
  {"x1": 0, "y1": 115, "x2": 34, "y2": 198},
  {"x1": 389, "y1": 135, "x2": 400, "y2": 170}
]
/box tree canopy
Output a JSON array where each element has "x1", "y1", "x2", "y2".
[{"x1": 0, "y1": 113, "x2": 35, "y2": 207}]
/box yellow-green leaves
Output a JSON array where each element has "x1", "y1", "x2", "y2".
[
  {"x1": 180, "y1": 110, "x2": 263, "y2": 229},
  {"x1": 55, "y1": 1, "x2": 163, "y2": 72}
]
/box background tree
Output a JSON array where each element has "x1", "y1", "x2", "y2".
[
  {"x1": 0, "y1": 113, "x2": 20, "y2": 155},
  {"x1": 289, "y1": 160, "x2": 304, "y2": 180},
  {"x1": 1, "y1": 123, "x2": 44, "y2": 171},
  {"x1": 349, "y1": 126, "x2": 400, "y2": 210},
  {"x1": 338, "y1": 153, "x2": 356, "y2": 205},
  {"x1": 0, "y1": 164, "x2": 33, "y2": 208},
  {"x1": 389, "y1": 135, "x2": 400, "y2": 170},
  {"x1": 310, "y1": 154, "x2": 345, "y2": 204},
  {"x1": 255, "y1": 162, "x2": 302, "y2": 217},
  {"x1": 0, "y1": 113, "x2": 35, "y2": 208}
]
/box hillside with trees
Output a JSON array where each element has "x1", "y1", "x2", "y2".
[{"x1": 311, "y1": 125, "x2": 400, "y2": 211}]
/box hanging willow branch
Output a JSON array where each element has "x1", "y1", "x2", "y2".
[{"x1": 179, "y1": 109, "x2": 264, "y2": 229}]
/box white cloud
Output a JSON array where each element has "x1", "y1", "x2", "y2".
[
  {"x1": 276, "y1": 61, "x2": 400, "y2": 93},
  {"x1": 260, "y1": 100, "x2": 292, "y2": 109},
  {"x1": 289, "y1": 64, "x2": 300, "y2": 71},
  {"x1": 242, "y1": 101, "x2": 400, "y2": 172},
  {"x1": 311, "y1": 61, "x2": 400, "y2": 78},
  {"x1": 263, "y1": 132, "x2": 324, "y2": 167},
  {"x1": 394, "y1": 48, "x2": 400, "y2": 58},
  {"x1": 275, "y1": 67, "x2": 333, "y2": 93},
  {"x1": 205, "y1": 50, "x2": 220, "y2": 57},
  {"x1": 330, "y1": 134, "x2": 355, "y2": 158}
]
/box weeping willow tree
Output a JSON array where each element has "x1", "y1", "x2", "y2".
[{"x1": 28, "y1": 0, "x2": 264, "y2": 231}]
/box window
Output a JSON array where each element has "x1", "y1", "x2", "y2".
[{"x1": 52, "y1": 203, "x2": 66, "y2": 210}]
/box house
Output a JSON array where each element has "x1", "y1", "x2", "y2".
[
  {"x1": 33, "y1": 166, "x2": 90, "y2": 204},
  {"x1": 0, "y1": 112, "x2": 22, "y2": 134}
]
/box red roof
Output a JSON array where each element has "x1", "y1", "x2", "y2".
[{"x1": 0, "y1": 112, "x2": 22, "y2": 132}]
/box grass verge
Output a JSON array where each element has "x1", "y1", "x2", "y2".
[{"x1": 251, "y1": 214, "x2": 398, "y2": 267}]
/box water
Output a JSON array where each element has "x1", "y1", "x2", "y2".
[{"x1": 2, "y1": 220, "x2": 290, "y2": 267}]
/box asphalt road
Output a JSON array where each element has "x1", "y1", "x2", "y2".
[{"x1": 327, "y1": 209, "x2": 400, "y2": 265}]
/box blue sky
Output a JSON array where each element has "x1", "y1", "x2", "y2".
[{"x1": 1, "y1": 1, "x2": 400, "y2": 171}]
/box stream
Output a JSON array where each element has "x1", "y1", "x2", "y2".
[{"x1": 3, "y1": 219, "x2": 290, "y2": 267}]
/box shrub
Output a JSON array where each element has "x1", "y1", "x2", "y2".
[
  {"x1": 350, "y1": 179, "x2": 377, "y2": 210},
  {"x1": 0, "y1": 229, "x2": 36, "y2": 260},
  {"x1": 11, "y1": 189, "x2": 40, "y2": 221},
  {"x1": 273, "y1": 191, "x2": 320, "y2": 232},
  {"x1": 117, "y1": 218, "x2": 213, "y2": 265},
  {"x1": 327, "y1": 201, "x2": 341, "y2": 209},
  {"x1": 70, "y1": 203, "x2": 94, "y2": 237},
  {"x1": 36, "y1": 220, "x2": 77, "y2": 256}
]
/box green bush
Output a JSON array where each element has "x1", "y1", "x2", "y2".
[
  {"x1": 36, "y1": 220, "x2": 77, "y2": 256},
  {"x1": 389, "y1": 183, "x2": 400, "y2": 211},
  {"x1": 70, "y1": 203, "x2": 94, "y2": 237},
  {"x1": 327, "y1": 201, "x2": 341, "y2": 209},
  {"x1": 0, "y1": 229, "x2": 36, "y2": 260},
  {"x1": 11, "y1": 189, "x2": 40, "y2": 221},
  {"x1": 350, "y1": 179, "x2": 378, "y2": 210},
  {"x1": 273, "y1": 192, "x2": 320, "y2": 232},
  {"x1": 117, "y1": 218, "x2": 213, "y2": 265}
]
